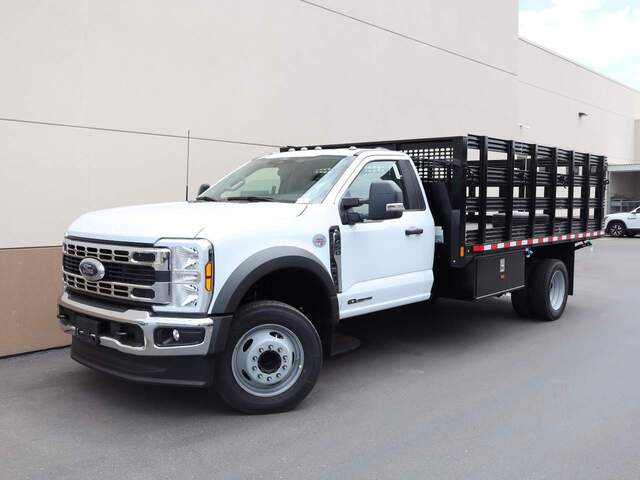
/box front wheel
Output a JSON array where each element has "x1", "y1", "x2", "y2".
[
  {"x1": 215, "y1": 300, "x2": 322, "y2": 414},
  {"x1": 608, "y1": 221, "x2": 626, "y2": 237}
]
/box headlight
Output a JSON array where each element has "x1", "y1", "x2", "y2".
[{"x1": 153, "y1": 238, "x2": 213, "y2": 313}]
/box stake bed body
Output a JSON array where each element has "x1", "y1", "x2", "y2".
[{"x1": 285, "y1": 134, "x2": 606, "y2": 300}]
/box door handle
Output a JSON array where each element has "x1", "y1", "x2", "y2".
[{"x1": 405, "y1": 228, "x2": 423, "y2": 236}]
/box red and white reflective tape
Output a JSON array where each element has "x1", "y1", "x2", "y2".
[{"x1": 471, "y1": 230, "x2": 604, "y2": 253}]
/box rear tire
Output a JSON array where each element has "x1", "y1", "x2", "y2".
[
  {"x1": 608, "y1": 221, "x2": 626, "y2": 237},
  {"x1": 511, "y1": 288, "x2": 533, "y2": 317},
  {"x1": 510, "y1": 259, "x2": 540, "y2": 318},
  {"x1": 214, "y1": 300, "x2": 322, "y2": 414},
  {"x1": 529, "y1": 259, "x2": 569, "y2": 321}
]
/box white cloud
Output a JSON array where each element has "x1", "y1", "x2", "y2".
[{"x1": 519, "y1": 0, "x2": 640, "y2": 87}]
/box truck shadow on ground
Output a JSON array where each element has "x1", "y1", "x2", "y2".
[
  {"x1": 59, "y1": 295, "x2": 542, "y2": 416},
  {"x1": 335, "y1": 296, "x2": 529, "y2": 349}
]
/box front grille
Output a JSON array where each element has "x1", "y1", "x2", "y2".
[
  {"x1": 65, "y1": 242, "x2": 132, "y2": 262},
  {"x1": 64, "y1": 273, "x2": 130, "y2": 298},
  {"x1": 62, "y1": 239, "x2": 171, "y2": 304},
  {"x1": 63, "y1": 255, "x2": 157, "y2": 285}
]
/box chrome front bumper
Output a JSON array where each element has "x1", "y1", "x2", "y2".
[{"x1": 58, "y1": 291, "x2": 214, "y2": 356}]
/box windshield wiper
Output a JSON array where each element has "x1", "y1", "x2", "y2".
[
  {"x1": 195, "y1": 196, "x2": 217, "y2": 202},
  {"x1": 225, "y1": 196, "x2": 274, "y2": 202}
]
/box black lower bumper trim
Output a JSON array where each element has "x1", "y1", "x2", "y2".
[{"x1": 71, "y1": 338, "x2": 215, "y2": 387}]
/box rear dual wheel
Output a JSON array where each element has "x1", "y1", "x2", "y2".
[{"x1": 511, "y1": 259, "x2": 568, "y2": 321}]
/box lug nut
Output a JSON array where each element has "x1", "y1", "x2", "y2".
[
  {"x1": 276, "y1": 373, "x2": 281, "y2": 378},
  {"x1": 282, "y1": 355, "x2": 287, "y2": 362},
  {"x1": 268, "y1": 345, "x2": 273, "y2": 350},
  {"x1": 258, "y1": 374, "x2": 263, "y2": 379},
  {"x1": 252, "y1": 356, "x2": 257, "y2": 361},
  {"x1": 259, "y1": 348, "x2": 263, "y2": 353},
  {"x1": 282, "y1": 365, "x2": 287, "y2": 370},
  {"x1": 277, "y1": 347, "x2": 282, "y2": 353},
  {"x1": 267, "y1": 376, "x2": 272, "y2": 382},
  {"x1": 252, "y1": 366, "x2": 257, "y2": 371}
]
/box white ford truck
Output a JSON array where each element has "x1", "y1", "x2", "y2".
[{"x1": 58, "y1": 134, "x2": 607, "y2": 413}]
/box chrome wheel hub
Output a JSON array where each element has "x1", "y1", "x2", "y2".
[
  {"x1": 231, "y1": 324, "x2": 304, "y2": 397},
  {"x1": 549, "y1": 270, "x2": 566, "y2": 311}
]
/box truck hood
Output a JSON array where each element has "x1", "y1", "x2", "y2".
[{"x1": 67, "y1": 201, "x2": 307, "y2": 244}]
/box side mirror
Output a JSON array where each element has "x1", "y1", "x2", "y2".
[
  {"x1": 197, "y1": 184, "x2": 210, "y2": 196},
  {"x1": 368, "y1": 180, "x2": 404, "y2": 220},
  {"x1": 340, "y1": 197, "x2": 365, "y2": 225}
]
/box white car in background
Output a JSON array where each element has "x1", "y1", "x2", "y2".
[{"x1": 605, "y1": 205, "x2": 640, "y2": 237}]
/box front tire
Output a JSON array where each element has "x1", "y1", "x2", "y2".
[
  {"x1": 529, "y1": 259, "x2": 569, "y2": 321},
  {"x1": 608, "y1": 221, "x2": 626, "y2": 237},
  {"x1": 215, "y1": 300, "x2": 322, "y2": 414}
]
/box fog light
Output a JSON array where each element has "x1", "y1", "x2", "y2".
[{"x1": 154, "y1": 327, "x2": 205, "y2": 347}]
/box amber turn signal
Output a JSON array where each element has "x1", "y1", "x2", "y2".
[{"x1": 205, "y1": 261, "x2": 213, "y2": 291}]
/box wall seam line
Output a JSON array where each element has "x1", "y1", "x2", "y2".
[
  {"x1": 0, "y1": 117, "x2": 283, "y2": 148},
  {"x1": 519, "y1": 37, "x2": 640, "y2": 95},
  {"x1": 518, "y1": 80, "x2": 632, "y2": 119},
  {"x1": 296, "y1": 0, "x2": 517, "y2": 77}
]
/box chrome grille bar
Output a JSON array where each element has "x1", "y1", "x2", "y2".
[
  {"x1": 63, "y1": 239, "x2": 170, "y2": 269},
  {"x1": 62, "y1": 239, "x2": 171, "y2": 304}
]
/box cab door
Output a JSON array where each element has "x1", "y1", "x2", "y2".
[{"x1": 336, "y1": 158, "x2": 434, "y2": 318}]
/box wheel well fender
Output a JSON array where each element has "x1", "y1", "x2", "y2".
[
  {"x1": 608, "y1": 219, "x2": 626, "y2": 227},
  {"x1": 212, "y1": 247, "x2": 337, "y2": 315},
  {"x1": 528, "y1": 243, "x2": 575, "y2": 295},
  {"x1": 210, "y1": 247, "x2": 339, "y2": 356}
]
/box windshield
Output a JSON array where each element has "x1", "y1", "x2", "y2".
[{"x1": 198, "y1": 154, "x2": 354, "y2": 203}]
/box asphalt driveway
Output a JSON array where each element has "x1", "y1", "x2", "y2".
[{"x1": 1, "y1": 237, "x2": 639, "y2": 479}]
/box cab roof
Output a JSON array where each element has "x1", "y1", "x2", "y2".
[{"x1": 261, "y1": 146, "x2": 396, "y2": 159}]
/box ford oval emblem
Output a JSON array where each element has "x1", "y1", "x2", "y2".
[{"x1": 78, "y1": 258, "x2": 106, "y2": 282}]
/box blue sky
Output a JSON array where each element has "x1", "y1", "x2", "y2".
[{"x1": 519, "y1": 0, "x2": 640, "y2": 90}]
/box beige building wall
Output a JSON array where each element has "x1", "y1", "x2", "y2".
[
  {"x1": 0, "y1": 0, "x2": 638, "y2": 355},
  {"x1": 2, "y1": 0, "x2": 518, "y2": 251},
  {"x1": 517, "y1": 39, "x2": 639, "y2": 165}
]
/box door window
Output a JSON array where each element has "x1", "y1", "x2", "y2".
[{"x1": 344, "y1": 160, "x2": 409, "y2": 216}]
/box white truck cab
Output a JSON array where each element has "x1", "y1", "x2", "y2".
[{"x1": 58, "y1": 135, "x2": 606, "y2": 413}]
